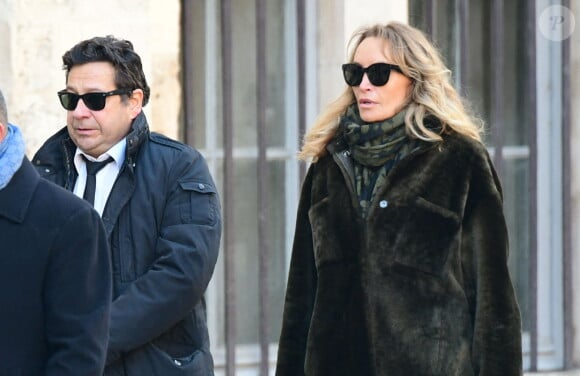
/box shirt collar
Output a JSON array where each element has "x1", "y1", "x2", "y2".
[{"x1": 74, "y1": 138, "x2": 127, "y2": 172}]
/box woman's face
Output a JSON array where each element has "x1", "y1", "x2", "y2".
[{"x1": 351, "y1": 37, "x2": 412, "y2": 122}]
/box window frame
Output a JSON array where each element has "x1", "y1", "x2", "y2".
[{"x1": 181, "y1": 0, "x2": 315, "y2": 372}]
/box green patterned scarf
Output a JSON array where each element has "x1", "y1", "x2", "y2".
[{"x1": 339, "y1": 104, "x2": 413, "y2": 218}]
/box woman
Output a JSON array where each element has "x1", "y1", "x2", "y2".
[{"x1": 275, "y1": 22, "x2": 522, "y2": 376}]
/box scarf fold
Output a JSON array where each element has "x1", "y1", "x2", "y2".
[
  {"x1": 0, "y1": 123, "x2": 26, "y2": 190},
  {"x1": 339, "y1": 104, "x2": 414, "y2": 218}
]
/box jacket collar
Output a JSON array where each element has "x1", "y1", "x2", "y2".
[
  {"x1": 125, "y1": 111, "x2": 149, "y2": 159},
  {"x1": 0, "y1": 158, "x2": 38, "y2": 223},
  {"x1": 326, "y1": 128, "x2": 348, "y2": 155}
]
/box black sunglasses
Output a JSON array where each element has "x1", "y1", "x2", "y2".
[
  {"x1": 57, "y1": 89, "x2": 132, "y2": 111},
  {"x1": 342, "y1": 62, "x2": 403, "y2": 87}
]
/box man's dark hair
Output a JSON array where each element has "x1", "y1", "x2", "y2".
[
  {"x1": 0, "y1": 89, "x2": 8, "y2": 125},
  {"x1": 62, "y1": 35, "x2": 151, "y2": 107}
]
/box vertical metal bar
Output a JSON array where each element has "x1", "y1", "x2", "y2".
[
  {"x1": 561, "y1": 0, "x2": 572, "y2": 368},
  {"x1": 424, "y1": 0, "x2": 435, "y2": 38},
  {"x1": 457, "y1": 0, "x2": 468, "y2": 90},
  {"x1": 220, "y1": 0, "x2": 236, "y2": 374},
  {"x1": 296, "y1": 0, "x2": 306, "y2": 182},
  {"x1": 181, "y1": 0, "x2": 195, "y2": 144},
  {"x1": 490, "y1": 0, "x2": 504, "y2": 177},
  {"x1": 256, "y1": 0, "x2": 270, "y2": 374},
  {"x1": 525, "y1": 0, "x2": 538, "y2": 370}
]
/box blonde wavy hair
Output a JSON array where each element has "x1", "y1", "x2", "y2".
[{"x1": 298, "y1": 21, "x2": 484, "y2": 161}]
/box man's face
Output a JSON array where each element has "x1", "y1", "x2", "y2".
[{"x1": 64, "y1": 62, "x2": 141, "y2": 158}]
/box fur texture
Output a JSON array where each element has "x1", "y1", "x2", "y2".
[{"x1": 276, "y1": 133, "x2": 522, "y2": 376}]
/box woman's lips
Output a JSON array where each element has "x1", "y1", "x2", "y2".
[{"x1": 358, "y1": 98, "x2": 375, "y2": 108}]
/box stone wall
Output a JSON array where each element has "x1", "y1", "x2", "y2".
[{"x1": 0, "y1": 0, "x2": 181, "y2": 156}]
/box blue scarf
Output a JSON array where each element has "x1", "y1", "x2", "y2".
[{"x1": 0, "y1": 123, "x2": 26, "y2": 190}]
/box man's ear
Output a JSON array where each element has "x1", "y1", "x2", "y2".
[{"x1": 128, "y1": 89, "x2": 144, "y2": 119}]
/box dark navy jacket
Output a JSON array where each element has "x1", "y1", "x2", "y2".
[
  {"x1": 32, "y1": 112, "x2": 221, "y2": 376},
  {"x1": 0, "y1": 158, "x2": 111, "y2": 375}
]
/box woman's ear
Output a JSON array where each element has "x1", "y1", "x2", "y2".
[{"x1": 128, "y1": 89, "x2": 144, "y2": 119}]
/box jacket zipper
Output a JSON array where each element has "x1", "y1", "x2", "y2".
[
  {"x1": 332, "y1": 149, "x2": 361, "y2": 212},
  {"x1": 61, "y1": 140, "x2": 76, "y2": 191}
]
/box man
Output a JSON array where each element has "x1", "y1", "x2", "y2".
[
  {"x1": 0, "y1": 89, "x2": 111, "y2": 374},
  {"x1": 33, "y1": 36, "x2": 222, "y2": 375}
]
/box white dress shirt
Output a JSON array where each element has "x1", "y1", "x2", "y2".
[{"x1": 73, "y1": 139, "x2": 126, "y2": 216}]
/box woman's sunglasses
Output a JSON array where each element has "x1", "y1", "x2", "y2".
[
  {"x1": 57, "y1": 89, "x2": 132, "y2": 111},
  {"x1": 341, "y1": 62, "x2": 403, "y2": 87}
]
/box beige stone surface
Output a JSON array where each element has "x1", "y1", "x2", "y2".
[
  {"x1": 0, "y1": 0, "x2": 181, "y2": 156},
  {"x1": 344, "y1": 0, "x2": 408, "y2": 43},
  {"x1": 317, "y1": 0, "x2": 346, "y2": 110}
]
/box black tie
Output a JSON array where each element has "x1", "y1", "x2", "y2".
[{"x1": 82, "y1": 155, "x2": 114, "y2": 206}]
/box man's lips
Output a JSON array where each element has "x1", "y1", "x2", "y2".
[{"x1": 74, "y1": 127, "x2": 97, "y2": 134}]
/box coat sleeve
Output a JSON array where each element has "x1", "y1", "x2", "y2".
[
  {"x1": 106, "y1": 152, "x2": 221, "y2": 362},
  {"x1": 275, "y1": 166, "x2": 317, "y2": 376},
  {"x1": 461, "y1": 151, "x2": 523, "y2": 376},
  {"x1": 45, "y1": 205, "x2": 112, "y2": 376}
]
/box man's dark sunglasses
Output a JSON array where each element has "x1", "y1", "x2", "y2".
[
  {"x1": 342, "y1": 62, "x2": 403, "y2": 87},
  {"x1": 57, "y1": 89, "x2": 133, "y2": 111}
]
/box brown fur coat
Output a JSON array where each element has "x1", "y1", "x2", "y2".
[{"x1": 275, "y1": 132, "x2": 522, "y2": 376}]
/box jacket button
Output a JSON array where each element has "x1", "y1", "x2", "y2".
[
  {"x1": 173, "y1": 359, "x2": 182, "y2": 366},
  {"x1": 198, "y1": 183, "x2": 205, "y2": 190},
  {"x1": 379, "y1": 200, "x2": 388, "y2": 208}
]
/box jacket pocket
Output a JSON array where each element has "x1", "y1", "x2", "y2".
[
  {"x1": 178, "y1": 180, "x2": 219, "y2": 226},
  {"x1": 392, "y1": 196, "x2": 460, "y2": 276},
  {"x1": 124, "y1": 343, "x2": 211, "y2": 376},
  {"x1": 308, "y1": 196, "x2": 348, "y2": 268}
]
